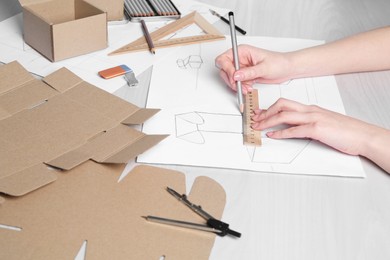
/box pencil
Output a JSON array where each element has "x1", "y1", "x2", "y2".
[
  {"x1": 140, "y1": 19, "x2": 155, "y2": 54},
  {"x1": 134, "y1": 0, "x2": 146, "y2": 16},
  {"x1": 124, "y1": 0, "x2": 137, "y2": 16},
  {"x1": 149, "y1": 0, "x2": 164, "y2": 16},
  {"x1": 131, "y1": 0, "x2": 144, "y2": 16},
  {"x1": 164, "y1": 0, "x2": 179, "y2": 15},
  {"x1": 228, "y1": 12, "x2": 244, "y2": 114},
  {"x1": 138, "y1": 0, "x2": 154, "y2": 16}
]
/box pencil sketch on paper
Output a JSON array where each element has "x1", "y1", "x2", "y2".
[
  {"x1": 176, "y1": 54, "x2": 204, "y2": 89},
  {"x1": 138, "y1": 38, "x2": 365, "y2": 177},
  {"x1": 175, "y1": 111, "x2": 241, "y2": 144},
  {"x1": 173, "y1": 68, "x2": 315, "y2": 165},
  {"x1": 175, "y1": 110, "x2": 311, "y2": 164},
  {"x1": 177, "y1": 55, "x2": 203, "y2": 69},
  {"x1": 146, "y1": 42, "x2": 316, "y2": 164}
]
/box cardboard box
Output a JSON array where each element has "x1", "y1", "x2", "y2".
[
  {"x1": 0, "y1": 61, "x2": 167, "y2": 198},
  {"x1": 85, "y1": 0, "x2": 124, "y2": 21},
  {"x1": 19, "y1": 0, "x2": 108, "y2": 61}
]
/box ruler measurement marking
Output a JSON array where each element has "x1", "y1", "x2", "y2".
[{"x1": 243, "y1": 89, "x2": 262, "y2": 146}]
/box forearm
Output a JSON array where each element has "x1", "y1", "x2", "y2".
[
  {"x1": 360, "y1": 125, "x2": 390, "y2": 173},
  {"x1": 288, "y1": 26, "x2": 390, "y2": 78}
]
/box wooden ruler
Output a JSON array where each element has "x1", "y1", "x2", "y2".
[
  {"x1": 114, "y1": 35, "x2": 224, "y2": 53},
  {"x1": 243, "y1": 89, "x2": 262, "y2": 146},
  {"x1": 109, "y1": 11, "x2": 225, "y2": 55}
]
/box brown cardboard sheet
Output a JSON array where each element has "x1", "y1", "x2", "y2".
[
  {"x1": 0, "y1": 61, "x2": 167, "y2": 198},
  {"x1": 0, "y1": 163, "x2": 226, "y2": 259}
]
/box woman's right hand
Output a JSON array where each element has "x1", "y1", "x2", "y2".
[{"x1": 215, "y1": 44, "x2": 294, "y2": 94}]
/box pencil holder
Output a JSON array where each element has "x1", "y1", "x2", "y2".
[{"x1": 124, "y1": 0, "x2": 181, "y2": 21}]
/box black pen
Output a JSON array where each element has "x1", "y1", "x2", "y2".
[{"x1": 210, "y1": 9, "x2": 246, "y2": 35}]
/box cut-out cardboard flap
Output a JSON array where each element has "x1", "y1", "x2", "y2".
[
  {"x1": 46, "y1": 124, "x2": 169, "y2": 170},
  {"x1": 43, "y1": 67, "x2": 160, "y2": 124},
  {"x1": 0, "y1": 61, "x2": 35, "y2": 94},
  {"x1": 0, "y1": 163, "x2": 226, "y2": 259},
  {"x1": 0, "y1": 61, "x2": 167, "y2": 197},
  {"x1": 0, "y1": 164, "x2": 57, "y2": 197}
]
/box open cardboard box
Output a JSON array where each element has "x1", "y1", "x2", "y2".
[
  {"x1": 0, "y1": 61, "x2": 167, "y2": 199},
  {"x1": 86, "y1": 0, "x2": 124, "y2": 21},
  {"x1": 19, "y1": 0, "x2": 109, "y2": 61}
]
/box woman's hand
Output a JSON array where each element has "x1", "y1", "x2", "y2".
[
  {"x1": 251, "y1": 98, "x2": 377, "y2": 155},
  {"x1": 215, "y1": 44, "x2": 293, "y2": 94},
  {"x1": 251, "y1": 98, "x2": 390, "y2": 173}
]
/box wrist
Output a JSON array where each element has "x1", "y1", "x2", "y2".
[
  {"x1": 286, "y1": 44, "x2": 333, "y2": 79},
  {"x1": 359, "y1": 125, "x2": 390, "y2": 166},
  {"x1": 285, "y1": 50, "x2": 311, "y2": 79}
]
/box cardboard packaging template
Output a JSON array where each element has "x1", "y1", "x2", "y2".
[
  {"x1": 19, "y1": 0, "x2": 108, "y2": 61},
  {"x1": 0, "y1": 61, "x2": 167, "y2": 199},
  {"x1": 0, "y1": 163, "x2": 227, "y2": 259}
]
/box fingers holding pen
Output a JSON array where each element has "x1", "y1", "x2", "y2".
[
  {"x1": 216, "y1": 54, "x2": 237, "y2": 89},
  {"x1": 215, "y1": 46, "x2": 254, "y2": 94},
  {"x1": 217, "y1": 64, "x2": 254, "y2": 94}
]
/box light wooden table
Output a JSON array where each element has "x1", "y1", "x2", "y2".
[{"x1": 2, "y1": 1, "x2": 390, "y2": 259}]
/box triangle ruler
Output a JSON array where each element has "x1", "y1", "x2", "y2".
[{"x1": 109, "y1": 11, "x2": 226, "y2": 55}]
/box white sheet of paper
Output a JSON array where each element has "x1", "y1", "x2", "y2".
[{"x1": 137, "y1": 36, "x2": 366, "y2": 178}]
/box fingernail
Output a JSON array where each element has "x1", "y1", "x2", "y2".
[
  {"x1": 215, "y1": 62, "x2": 221, "y2": 69},
  {"x1": 253, "y1": 108, "x2": 262, "y2": 115},
  {"x1": 266, "y1": 131, "x2": 274, "y2": 137},
  {"x1": 234, "y1": 72, "x2": 243, "y2": 81}
]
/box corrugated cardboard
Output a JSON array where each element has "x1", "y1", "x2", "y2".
[
  {"x1": 0, "y1": 163, "x2": 226, "y2": 259},
  {"x1": 0, "y1": 61, "x2": 167, "y2": 198},
  {"x1": 19, "y1": 0, "x2": 108, "y2": 61}
]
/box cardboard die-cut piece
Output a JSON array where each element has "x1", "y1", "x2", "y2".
[
  {"x1": 0, "y1": 61, "x2": 167, "y2": 198},
  {"x1": 0, "y1": 163, "x2": 226, "y2": 260}
]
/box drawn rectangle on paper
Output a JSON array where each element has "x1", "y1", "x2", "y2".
[{"x1": 137, "y1": 36, "x2": 366, "y2": 178}]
